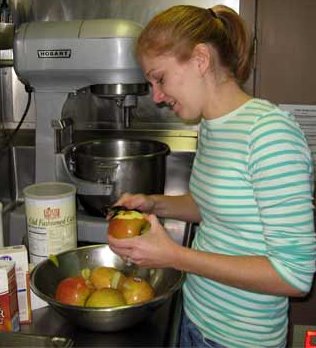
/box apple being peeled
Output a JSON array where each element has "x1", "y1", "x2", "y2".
[
  {"x1": 108, "y1": 210, "x2": 150, "y2": 239},
  {"x1": 55, "y1": 276, "x2": 91, "y2": 306},
  {"x1": 121, "y1": 276, "x2": 155, "y2": 305}
]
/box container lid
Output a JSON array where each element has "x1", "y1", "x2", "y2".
[{"x1": 23, "y1": 182, "x2": 76, "y2": 199}]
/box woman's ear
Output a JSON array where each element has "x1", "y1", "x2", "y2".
[{"x1": 192, "y1": 43, "x2": 212, "y2": 76}]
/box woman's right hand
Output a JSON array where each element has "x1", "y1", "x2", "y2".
[
  {"x1": 108, "y1": 213, "x2": 180, "y2": 269},
  {"x1": 114, "y1": 192, "x2": 156, "y2": 213}
]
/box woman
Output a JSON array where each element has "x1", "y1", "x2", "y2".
[{"x1": 108, "y1": 5, "x2": 316, "y2": 347}]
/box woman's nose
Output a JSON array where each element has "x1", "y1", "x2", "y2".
[{"x1": 151, "y1": 85, "x2": 166, "y2": 104}]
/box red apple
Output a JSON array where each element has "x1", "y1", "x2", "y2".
[
  {"x1": 55, "y1": 276, "x2": 91, "y2": 306},
  {"x1": 108, "y1": 210, "x2": 150, "y2": 239},
  {"x1": 121, "y1": 276, "x2": 155, "y2": 305}
]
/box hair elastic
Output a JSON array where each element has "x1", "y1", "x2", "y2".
[{"x1": 208, "y1": 8, "x2": 219, "y2": 19}]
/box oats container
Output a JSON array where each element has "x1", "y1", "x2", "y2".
[{"x1": 24, "y1": 182, "x2": 77, "y2": 265}]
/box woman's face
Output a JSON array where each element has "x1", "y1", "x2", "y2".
[{"x1": 141, "y1": 53, "x2": 206, "y2": 121}]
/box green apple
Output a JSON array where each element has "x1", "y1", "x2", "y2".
[{"x1": 85, "y1": 288, "x2": 126, "y2": 308}]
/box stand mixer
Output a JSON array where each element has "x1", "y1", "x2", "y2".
[
  {"x1": 11, "y1": 18, "x2": 191, "y2": 246},
  {"x1": 13, "y1": 18, "x2": 148, "y2": 183},
  {"x1": 11, "y1": 18, "x2": 153, "y2": 242}
]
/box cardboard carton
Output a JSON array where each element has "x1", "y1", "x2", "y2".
[
  {"x1": 0, "y1": 260, "x2": 20, "y2": 332},
  {"x1": 0, "y1": 245, "x2": 32, "y2": 323}
]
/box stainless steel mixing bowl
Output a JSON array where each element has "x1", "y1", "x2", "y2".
[
  {"x1": 66, "y1": 138, "x2": 170, "y2": 217},
  {"x1": 30, "y1": 244, "x2": 183, "y2": 332}
]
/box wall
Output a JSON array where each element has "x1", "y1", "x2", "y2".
[{"x1": 255, "y1": 0, "x2": 316, "y2": 105}]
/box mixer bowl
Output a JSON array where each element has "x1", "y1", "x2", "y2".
[
  {"x1": 65, "y1": 138, "x2": 170, "y2": 216},
  {"x1": 30, "y1": 244, "x2": 183, "y2": 332}
]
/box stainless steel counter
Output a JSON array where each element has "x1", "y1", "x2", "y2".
[{"x1": 19, "y1": 291, "x2": 183, "y2": 347}]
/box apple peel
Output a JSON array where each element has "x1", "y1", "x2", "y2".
[
  {"x1": 49, "y1": 254, "x2": 59, "y2": 267},
  {"x1": 81, "y1": 267, "x2": 91, "y2": 280},
  {"x1": 111, "y1": 270, "x2": 125, "y2": 290}
]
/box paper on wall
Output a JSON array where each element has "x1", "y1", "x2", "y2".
[{"x1": 279, "y1": 104, "x2": 316, "y2": 171}]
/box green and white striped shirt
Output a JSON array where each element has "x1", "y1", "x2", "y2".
[{"x1": 184, "y1": 98, "x2": 316, "y2": 348}]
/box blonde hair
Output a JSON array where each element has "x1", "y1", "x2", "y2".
[{"x1": 136, "y1": 5, "x2": 253, "y2": 85}]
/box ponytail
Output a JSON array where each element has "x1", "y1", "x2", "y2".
[{"x1": 212, "y1": 5, "x2": 253, "y2": 84}]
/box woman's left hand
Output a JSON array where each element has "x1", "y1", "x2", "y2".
[{"x1": 108, "y1": 214, "x2": 179, "y2": 268}]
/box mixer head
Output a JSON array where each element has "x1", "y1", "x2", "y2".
[{"x1": 14, "y1": 18, "x2": 148, "y2": 95}]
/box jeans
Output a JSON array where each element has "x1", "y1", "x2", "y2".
[{"x1": 179, "y1": 311, "x2": 227, "y2": 348}]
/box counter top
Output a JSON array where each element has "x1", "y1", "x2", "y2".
[{"x1": 19, "y1": 291, "x2": 182, "y2": 347}]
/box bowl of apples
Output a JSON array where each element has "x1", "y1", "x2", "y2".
[{"x1": 30, "y1": 244, "x2": 183, "y2": 332}]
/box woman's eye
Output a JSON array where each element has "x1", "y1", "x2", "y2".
[{"x1": 157, "y1": 76, "x2": 164, "y2": 85}]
